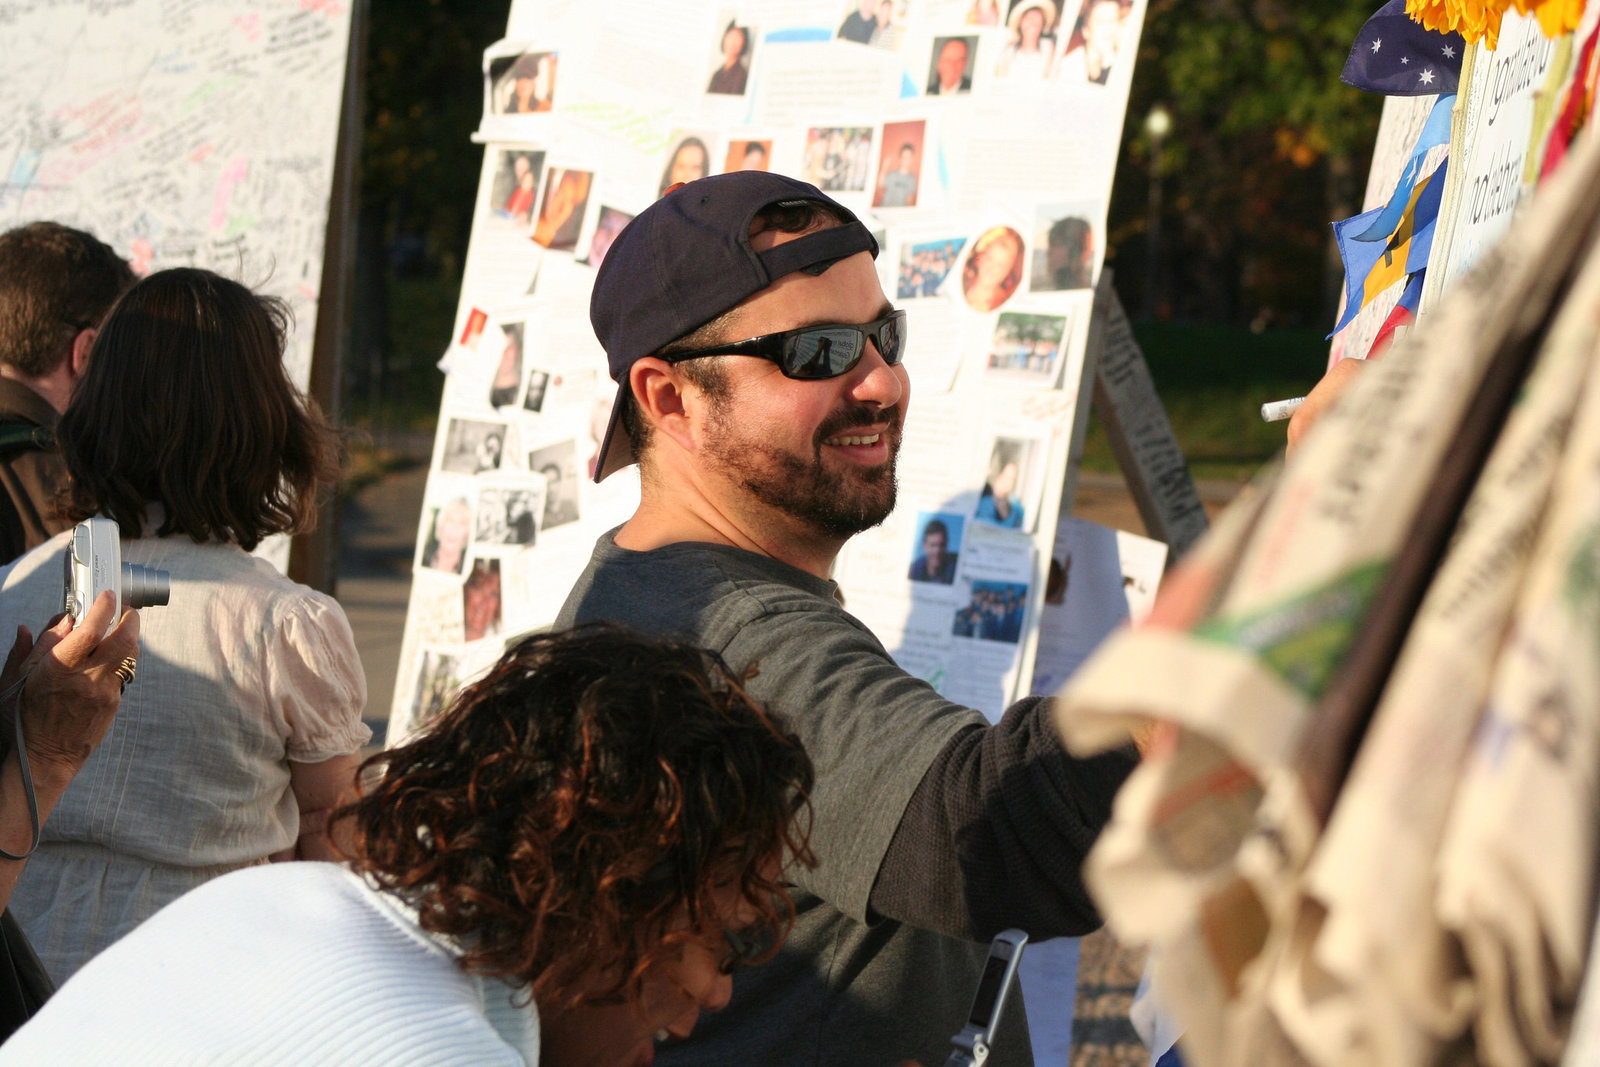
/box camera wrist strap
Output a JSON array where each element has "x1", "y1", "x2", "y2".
[{"x1": 0, "y1": 674, "x2": 40, "y2": 862}]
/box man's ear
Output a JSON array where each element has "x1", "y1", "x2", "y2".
[
  {"x1": 629, "y1": 358, "x2": 697, "y2": 453},
  {"x1": 68, "y1": 328, "x2": 96, "y2": 381}
]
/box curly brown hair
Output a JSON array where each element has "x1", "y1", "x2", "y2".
[{"x1": 334, "y1": 625, "x2": 815, "y2": 1009}]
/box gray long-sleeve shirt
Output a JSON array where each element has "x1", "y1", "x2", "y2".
[{"x1": 556, "y1": 531, "x2": 1135, "y2": 1067}]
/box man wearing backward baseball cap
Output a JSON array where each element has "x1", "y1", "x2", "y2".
[{"x1": 556, "y1": 172, "x2": 1135, "y2": 1067}]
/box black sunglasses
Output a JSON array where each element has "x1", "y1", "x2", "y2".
[
  {"x1": 665, "y1": 310, "x2": 906, "y2": 380},
  {"x1": 719, "y1": 921, "x2": 778, "y2": 975}
]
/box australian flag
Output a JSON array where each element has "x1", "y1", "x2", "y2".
[{"x1": 1342, "y1": 0, "x2": 1465, "y2": 96}]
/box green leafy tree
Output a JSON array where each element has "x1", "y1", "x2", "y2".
[
  {"x1": 1111, "y1": 0, "x2": 1384, "y2": 327},
  {"x1": 354, "y1": 0, "x2": 510, "y2": 422}
]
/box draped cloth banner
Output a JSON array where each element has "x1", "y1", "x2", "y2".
[{"x1": 1054, "y1": 115, "x2": 1600, "y2": 1067}]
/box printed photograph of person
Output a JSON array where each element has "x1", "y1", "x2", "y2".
[
  {"x1": 897, "y1": 237, "x2": 967, "y2": 299},
  {"x1": 871, "y1": 0, "x2": 905, "y2": 47},
  {"x1": 996, "y1": 0, "x2": 1058, "y2": 78},
  {"x1": 531, "y1": 168, "x2": 592, "y2": 250},
  {"x1": 836, "y1": 0, "x2": 880, "y2": 43},
  {"x1": 908, "y1": 513, "x2": 963, "y2": 584},
  {"x1": 522, "y1": 368, "x2": 551, "y2": 414},
  {"x1": 986, "y1": 312, "x2": 1069, "y2": 383},
  {"x1": 489, "y1": 321, "x2": 523, "y2": 408},
  {"x1": 491, "y1": 51, "x2": 557, "y2": 114},
  {"x1": 872, "y1": 120, "x2": 925, "y2": 209},
  {"x1": 926, "y1": 36, "x2": 977, "y2": 95},
  {"x1": 962, "y1": 225, "x2": 1026, "y2": 311},
  {"x1": 1053, "y1": 0, "x2": 1131, "y2": 84},
  {"x1": 1032, "y1": 208, "x2": 1096, "y2": 291},
  {"x1": 967, "y1": 0, "x2": 1001, "y2": 24},
  {"x1": 529, "y1": 440, "x2": 581, "y2": 529},
  {"x1": 458, "y1": 307, "x2": 488, "y2": 349},
  {"x1": 707, "y1": 21, "x2": 753, "y2": 95},
  {"x1": 724, "y1": 139, "x2": 772, "y2": 173},
  {"x1": 950, "y1": 581, "x2": 1029, "y2": 643},
  {"x1": 801, "y1": 127, "x2": 873, "y2": 193},
  {"x1": 462, "y1": 558, "x2": 504, "y2": 643},
  {"x1": 1045, "y1": 553, "x2": 1070, "y2": 604},
  {"x1": 410, "y1": 649, "x2": 461, "y2": 727},
  {"x1": 658, "y1": 136, "x2": 710, "y2": 197},
  {"x1": 475, "y1": 487, "x2": 541, "y2": 547},
  {"x1": 441, "y1": 418, "x2": 508, "y2": 475},
  {"x1": 585, "y1": 394, "x2": 614, "y2": 480},
  {"x1": 579, "y1": 206, "x2": 633, "y2": 270},
  {"x1": 489, "y1": 150, "x2": 545, "y2": 230},
  {"x1": 975, "y1": 437, "x2": 1034, "y2": 529},
  {"x1": 420, "y1": 496, "x2": 473, "y2": 574}
]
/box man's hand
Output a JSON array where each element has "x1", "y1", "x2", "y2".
[
  {"x1": 5, "y1": 592, "x2": 140, "y2": 790},
  {"x1": 1126, "y1": 559, "x2": 1222, "y2": 757},
  {"x1": 1286, "y1": 356, "x2": 1366, "y2": 457}
]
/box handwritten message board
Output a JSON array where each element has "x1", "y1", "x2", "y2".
[{"x1": 0, "y1": 0, "x2": 354, "y2": 392}]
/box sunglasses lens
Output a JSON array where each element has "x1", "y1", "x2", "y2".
[
  {"x1": 784, "y1": 329, "x2": 864, "y2": 379},
  {"x1": 721, "y1": 923, "x2": 778, "y2": 974},
  {"x1": 877, "y1": 314, "x2": 903, "y2": 365}
]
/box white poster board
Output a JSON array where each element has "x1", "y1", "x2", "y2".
[
  {"x1": 390, "y1": 0, "x2": 1149, "y2": 741},
  {"x1": 0, "y1": 1, "x2": 353, "y2": 394}
]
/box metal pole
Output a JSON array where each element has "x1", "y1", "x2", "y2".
[{"x1": 1142, "y1": 104, "x2": 1171, "y2": 319}]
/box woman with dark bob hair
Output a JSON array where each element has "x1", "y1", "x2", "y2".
[
  {"x1": 0, "y1": 268, "x2": 369, "y2": 983},
  {"x1": 0, "y1": 627, "x2": 815, "y2": 1066}
]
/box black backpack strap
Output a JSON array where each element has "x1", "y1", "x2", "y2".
[
  {"x1": 0, "y1": 423, "x2": 54, "y2": 457},
  {"x1": 0, "y1": 421, "x2": 56, "y2": 565}
]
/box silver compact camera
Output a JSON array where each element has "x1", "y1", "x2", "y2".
[{"x1": 62, "y1": 517, "x2": 170, "y2": 634}]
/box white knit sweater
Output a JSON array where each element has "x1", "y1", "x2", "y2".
[{"x1": 0, "y1": 862, "x2": 539, "y2": 1065}]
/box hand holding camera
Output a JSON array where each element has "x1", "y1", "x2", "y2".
[{"x1": 62, "y1": 517, "x2": 169, "y2": 636}]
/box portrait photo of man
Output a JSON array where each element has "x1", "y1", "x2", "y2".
[
  {"x1": 874, "y1": 120, "x2": 925, "y2": 209},
  {"x1": 908, "y1": 514, "x2": 963, "y2": 584},
  {"x1": 927, "y1": 36, "x2": 976, "y2": 95}
]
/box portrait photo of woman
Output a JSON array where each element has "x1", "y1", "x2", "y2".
[
  {"x1": 707, "y1": 21, "x2": 753, "y2": 95},
  {"x1": 658, "y1": 136, "x2": 711, "y2": 196},
  {"x1": 1053, "y1": 0, "x2": 1131, "y2": 84},
  {"x1": 996, "y1": 0, "x2": 1058, "y2": 78},
  {"x1": 531, "y1": 168, "x2": 592, "y2": 250},
  {"x1": 962, "y1": 225, "x2": 1026, "y2": 312}
]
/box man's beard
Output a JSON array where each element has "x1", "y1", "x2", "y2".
[{"x1": 706, "y1": 400, "x2": 900, "y2": 539}]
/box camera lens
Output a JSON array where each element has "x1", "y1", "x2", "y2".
[{"x1": 120, "y1": 562, "x2": 171, "y2": 610}]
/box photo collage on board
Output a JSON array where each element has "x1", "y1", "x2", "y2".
[{"x1": 392, "y1": 0, "x2": 1148, "y2": 739}]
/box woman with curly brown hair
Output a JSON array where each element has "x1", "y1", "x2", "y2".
[{"x1": 0, "y1": 626, "x2": 815, "y2": 1066}]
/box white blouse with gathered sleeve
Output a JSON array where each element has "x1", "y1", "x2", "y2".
[{"x1": 0, "y1": 523, "x2": 370, "y2": 982}]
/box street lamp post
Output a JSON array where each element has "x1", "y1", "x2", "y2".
[{"x1": 1144, "y1": 103, "x2": 1171, "y2": 319}]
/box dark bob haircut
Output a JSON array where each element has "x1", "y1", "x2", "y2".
[
  {"x1": 334, "y1": 625, "x2": 815, "y2": 1008},
  {"x1": 57, "y1": 268, "x2": 339, "y2": 550}
]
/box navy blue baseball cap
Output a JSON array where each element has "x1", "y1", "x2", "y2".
[{"x1": 589, "y1": 171, "x2": 879, "y2": 482}]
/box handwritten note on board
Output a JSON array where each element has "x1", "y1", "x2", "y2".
[{"x1": 0, "y1": 0, "x2": 353, "y2": 391}]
